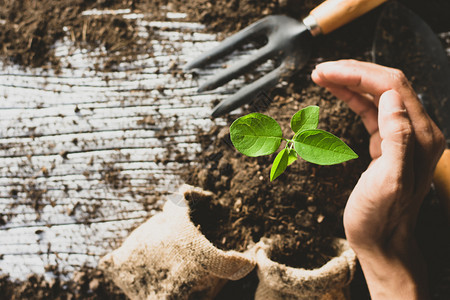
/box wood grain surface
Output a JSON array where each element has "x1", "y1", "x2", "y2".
[{"x1": 0, "y1": 10, "x2": 239, "y2": 280}]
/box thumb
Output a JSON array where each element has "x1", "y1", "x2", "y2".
[{"x1": 378, "y1": 90, "x2": 414, "y2": 171}]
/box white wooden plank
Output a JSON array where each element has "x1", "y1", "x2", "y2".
[
  {"x1": 0, "y1": 218, "x2": 144, "y2": 279},
  {"x1": 0, "y1": 9, "x2": 230, "y2": 280}
]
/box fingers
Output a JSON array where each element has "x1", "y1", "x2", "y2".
[
  {"x1": 311, "y1": 60, "x2": 425, "y2": 121},
  {"x1": 311, "y1": 61, "x2": 379, "y2": 135},
  {"x1": 344, "y1": 91, "x2": 416, "y2": 250},
  {"x1": 312, "y1": 60, "x2": 414, "y2": 99},
  {"x1": 369, "y1": 131, "x2": 381, "y2": 159},
  {"x1": 311, "y1": 59, "x2": 444, "y2": 165},
  {"x1": 317, "y1": 83, "x2": 379, "y2": 135},
  {"x1": 378, "y1": 90, "x2": 414, "y2": 172}
]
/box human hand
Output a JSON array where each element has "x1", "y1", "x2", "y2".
[{"x1": 311, "y1": 60, "x2": 445, "y2": 299}]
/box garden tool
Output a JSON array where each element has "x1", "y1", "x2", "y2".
[
  {"x1": 185, "y1": 0, "x2": 387, "y2": 117},
  {"x1": 373, "y1": 1, "x2": 450, "y2": 220}
]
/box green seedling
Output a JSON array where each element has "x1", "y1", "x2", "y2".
[{"x1": 229, "y1": 106, "x2": 358, "y2": 181}]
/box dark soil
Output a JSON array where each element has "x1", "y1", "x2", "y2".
[
  {"x1": 185, "y1": 82, "x2": 372, "y2": 299},
  {"x1": 177, "y1": 0, "x2": 450, "y2": 298},
  {"x1": 1, "y1": 0, "x2": 449, "y2": 299},
  {"x1": 186, "y1": 85, "x2": 371, "y2": 268},
  {"x1": 0, "y1": 0, "x2": 152, "y2": 72}
]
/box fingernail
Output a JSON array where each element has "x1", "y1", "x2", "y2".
[{"x1": 311, "y1": 68, "x2": 320, "y2": 81}]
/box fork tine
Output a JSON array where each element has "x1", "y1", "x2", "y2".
[
  {"x1": 197, "y1": 45, "x2": 275, "y2": 92},
  {"x1": 183, "y1": 17, "x2": 271, "y2": 70},
  {"x1": 211, "y1": 63, "x2": 291, "y2": 117}
]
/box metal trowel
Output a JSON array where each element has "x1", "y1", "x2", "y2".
[{"x1": 373, "y1": 1, "x2": 450, "y2": 221}]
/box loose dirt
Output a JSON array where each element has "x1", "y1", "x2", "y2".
[{"x1": 1, "y1": 0, "x2": 449, "y2": 299}]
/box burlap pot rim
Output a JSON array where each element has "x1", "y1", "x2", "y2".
[
  {"x1": 158, "y1": 184, "x2": 257, "y2": 280},
  {"x1": 255, "y1": 237, "x2": 356, "y2": 297},
  {"x1": 98, "y1": 184, "x2": 257, "y2": 299}
]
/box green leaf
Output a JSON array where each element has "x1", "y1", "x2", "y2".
[
  {"x1": 230, "y1": 113, "x2": 283, "y2": 157},
  {"x1": 294, "y1": 129, "x2": 358, "y2": 165},
  {"x1": 290, "y1": 106, "x2": 320, "y2": 134},
  {"x1": 270, "y1": 149, "x2": 289, "y2": 181},
  {"x1": 287, "y1": 148, "x2": 298, "y2": 166}
]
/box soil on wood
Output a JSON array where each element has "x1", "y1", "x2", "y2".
[
  {"x1": 0, "y1": 267, "x2": 126, "y2": 300},
  {"x1": 1, "y1": 0, "x2": 449, "y2": 299},
  {"x1": 2, "y1": 0, "x2": 448, "y2": 71},
  {"x1": 0, "y1": 0, "x2": 152, "y2": 72}
]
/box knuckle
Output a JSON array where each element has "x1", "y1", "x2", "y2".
[
  {"x1": 389, "y1": 69, "x2": 411, "y2": 89},
  {"x1": 388, "y1": 110, "x2": 413, "y2": 139},
  {"x1": 397, "y1": 118, "x2": 413, "y2": 138}
]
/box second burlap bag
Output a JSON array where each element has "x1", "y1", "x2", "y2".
[
  {"x1": 254, "y1": 237, "x2": 356, "y2": 300},
  {"x1": 99, "y1": 185, "x2": 256, "y2": 299}
]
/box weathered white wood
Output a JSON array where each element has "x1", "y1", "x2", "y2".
[
  {"x1": 1, "y1": 218, "x2": 144, "y2": 279},
  {"x1": 0, "y1": 10, "x2": 234, "y2": 280}
]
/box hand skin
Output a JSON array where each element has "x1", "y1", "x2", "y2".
[{"x1": 311, "y1": 60, "x2": 445, "y2": 300}]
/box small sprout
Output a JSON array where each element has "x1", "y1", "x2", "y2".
[{"x1": 230, "y1": 106, "x2": 358, "y2": 181}]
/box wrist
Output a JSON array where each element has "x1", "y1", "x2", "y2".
[{"x1": 352, "y1": 238, "x2": 430, "y2": 300}]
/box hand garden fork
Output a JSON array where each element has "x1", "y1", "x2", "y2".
[{"x1": 184, "y1": 0, "x2": 387, "y2": 117}]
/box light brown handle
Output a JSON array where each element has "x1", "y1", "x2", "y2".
[
  {"x1": 433, "y1": 149, "x2": 450, "y2": 222},
  {"x1": 309, "y1": 0, "x2": 387, "y2": 35}
]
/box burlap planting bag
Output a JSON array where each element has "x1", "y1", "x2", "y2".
[
  {"x1": 99, "y1": 185, "x2": 256, "y2": 300},
  {"x1": 254, "y1": 237, "x2": 356, "y2": 300}
]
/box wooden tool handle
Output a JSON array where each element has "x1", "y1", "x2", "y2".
[
  {"x1": 309, "y1": 0, "x2": 387, "y2": 35},
  {"x1": 433, "y1": 149, "x2": 450, "y2": 222}
]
